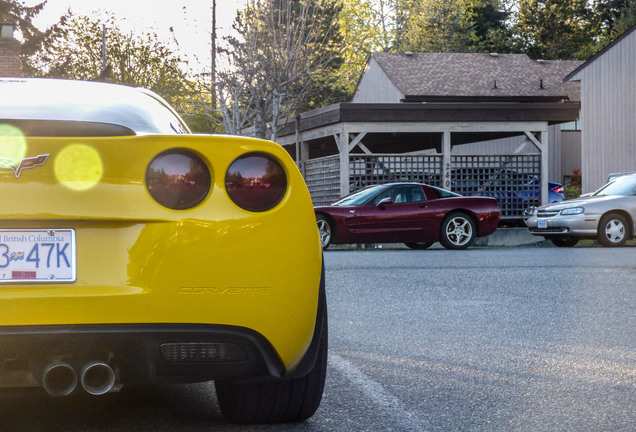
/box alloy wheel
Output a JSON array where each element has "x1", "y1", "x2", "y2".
[{"x1": 447, "y1": 217, "x2": 472, "y2": 246}]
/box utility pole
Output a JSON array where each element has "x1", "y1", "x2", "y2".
[
  {"x1": 102, "y1": 25, "x2": 108, "y2": 71},
  {"x1": 98, "y1": 24, "x2": 109, "y2": 81},
  {"x1": 211, "y1": 0, "x2": 217, "y2": 109}
]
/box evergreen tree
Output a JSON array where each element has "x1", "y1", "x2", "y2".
[
  {"x1": 469, "y1": 1, "x2": 512, "y2": 53},
  {"x1": 592, "y1": 0, "x2": 636, "y2": 45},
  {"x1": 0, "y1": 0, "x2": 45, "y2": 43},
  {"x1": 513, "y1": 0, "x2": 595, "y2": 59},
  {"x1": 0, "y1": 0, "x2": 66, "y2": 70},
  {"x1": 401, "y1": 0, "x2": 512, "y2": 53},
  {"x1": 403, "y1": 0, "x2": 472, "y2": 52}
]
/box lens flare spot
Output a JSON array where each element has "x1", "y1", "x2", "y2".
[
  {"x1": 0, "y1": 124, "x2": 27, "y2": 169},
  {"x1": 54, "y1": 144, "x2": 103, "y2": 191}
]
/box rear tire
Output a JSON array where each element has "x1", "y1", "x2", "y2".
[
  {"x1": 439, "y1": 212, "x2": 476, "y2": 250},
  {"x1": 597, "y1": 213, "x2": 629, "y2": 247},
  {"x1": 215, "y1": 306, "x2": 328, "y2": 424},
  {"x1": 550, "y1": 236, "x2": 579, "y2": 247}
]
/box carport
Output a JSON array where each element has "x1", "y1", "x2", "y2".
[{"x1": 275, "y1": 101, "x2": 579, "y2": 220}]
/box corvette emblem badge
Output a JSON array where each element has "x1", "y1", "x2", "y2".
[{"x1": 0, "y1": 154, "x2": 50, "y2": 178}]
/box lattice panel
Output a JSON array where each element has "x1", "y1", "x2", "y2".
[
  {"x1": 349, "y1": 155, "x2": 443, "y2": 191},
  {"x1": 301, "y1": 153, "x2": 542, "y2": 218},
  {"x1": 303, "y1": 156, "x2": 341, "y2": 206},
  {"x1": 450, "y1": 155, "x2": 542, "y2": 218}
]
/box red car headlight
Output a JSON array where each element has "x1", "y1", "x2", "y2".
[
  {"x1": 225, "y1": 153, "x2": 287, "y2": 212},
  {"x1": 146, "y1": 149, "x2": 211, "y2": 210}
]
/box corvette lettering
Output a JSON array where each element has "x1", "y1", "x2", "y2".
[
  {"x1": 0, "y1": 154, "x2": 50, "y2": 178},
  {"x1": 179, "y1": 287, "x2": 271, "y2": 295}
]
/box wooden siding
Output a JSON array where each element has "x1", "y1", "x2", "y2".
[
  {"x1": 352, "y1": 58, "x2": 404, "y2": 103},
  {"x1": 548, "y1": 125, "x2": 562, "y2": 184},
  {"x1": 560, "y1": 130, "x2": 582, "y2": 183},
  {"x1": 573, "y1": 29, "x2": 636, "y2": 192}
]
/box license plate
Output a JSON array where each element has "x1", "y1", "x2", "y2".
[
  {"x1": 538, "y1": 220, "x2": 548, "y2": 229},
  {"x1": 0, "y1": 229, "x2": 76, "y2": 283}
]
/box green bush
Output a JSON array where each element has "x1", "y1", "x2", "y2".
[{"x1": 564, "y1": 184, "x2": 582, "y2": 200}]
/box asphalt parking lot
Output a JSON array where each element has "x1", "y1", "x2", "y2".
[
  {"x1": 0, "y1": 246, "x2": 634, "y2": 431},
  {"x1": 322, "y1": 247, "x2": 636, "y2": 431}
]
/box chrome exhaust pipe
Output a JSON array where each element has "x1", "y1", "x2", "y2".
[
  {"x1": 42, "y1": 362, "x2": 78, "y2": 396},
  {"x1": 80, "y1": 361, "x2": 116, "y2": 395}
]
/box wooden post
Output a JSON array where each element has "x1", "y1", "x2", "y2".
[
  {"x1": 338, "y1": 132, "x2": 350, "y2": 197},
  {"x1": 442, "y1": 131, "x2": 451, "y2": 190},
  {"x1": 540, "y1": 129, "x2": 549, "y2": 205}
]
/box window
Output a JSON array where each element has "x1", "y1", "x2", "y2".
[{"x1": 373, "y1": 185, "x2": 426, "y2": 204}]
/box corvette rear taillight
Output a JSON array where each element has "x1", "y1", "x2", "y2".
[
  {"x1": 552, "y1": 185, "x2": 563, "y2": 193},
  {"x1": 225, "y1": 153, "x2": 287, "y2": 212},
  {"x1": 146, "y1": 149, "x2": 211, "y2": 210}
]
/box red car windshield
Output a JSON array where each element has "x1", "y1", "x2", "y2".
[{"x1": 333, "y1": 185, "x2": 387, "y2": 206}]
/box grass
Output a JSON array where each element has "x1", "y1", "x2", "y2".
[{"x1": 574, "y1": 239, "x2": 636, "y2": 247}]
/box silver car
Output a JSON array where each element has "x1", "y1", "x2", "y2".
[{"x1": 526, "y1": 174, "x2": 636, "y2": 247}]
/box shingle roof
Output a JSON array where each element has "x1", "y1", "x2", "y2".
[{"x1": 371, "y1": 52, "x2": 583, "y2": 101}]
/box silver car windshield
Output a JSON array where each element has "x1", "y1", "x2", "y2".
[{"x1": 593, "y1": 175, "x2": 636, "y2": 197}]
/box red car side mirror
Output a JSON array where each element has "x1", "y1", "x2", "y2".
[{"x1": 377, "y1": 197, "x2": 393, "y2": 208}]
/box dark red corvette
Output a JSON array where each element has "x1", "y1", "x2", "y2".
[{"x1": 314, "y1": 183, "x2": 500, "y2": 250}]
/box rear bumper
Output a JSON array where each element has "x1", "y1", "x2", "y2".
[
  {"x1": 0, "y1": 263, "x2": 326, "y2": 392},
  {"x1": 0, "y1": 323, "x2": 284, "y2": 389}
]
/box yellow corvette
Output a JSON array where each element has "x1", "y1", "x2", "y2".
[{"x1": 0, "y1": 79, "x2": 326, "y2": 424}]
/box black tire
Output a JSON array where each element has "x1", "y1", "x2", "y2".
[
  {"x1": 550, "y1": 236, "x2": 579, "y2": 247},
  {"x1": 439, "y1": 212, "x2": 476, "y2": 250},
  {"x1": 597, "y1": 213, "x2": 629, "y2": 247},
  {"x1": 404, "y1": 242, "x2": 433, "y2": 250},
  {"x1": 316, "y1": 215, "x2": 333, "y2": 250},
  {"x1": 215, "y1": 306, "x2": 328, "y2": 424}
]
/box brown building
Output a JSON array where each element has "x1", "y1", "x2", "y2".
[
  {"x1": 276, "y1": 53, "x2": 581, "y2": 216},
  {"x1": 566, "y1": 25, "x2": 636, "y2": 192},
  {"x1": 0, "y1": 23, "x2": 21, "y2": 77}
]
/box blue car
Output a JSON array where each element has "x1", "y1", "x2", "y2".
[
  {"x1": 451, "y1": 170, "x2": 564, "y2": 220},
  {"x1": 520, "y1": 175, "x2": 565, "y2": 205}
]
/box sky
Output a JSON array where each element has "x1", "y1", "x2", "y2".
[{"x1": 29, "y1": 0, "x2": 247, "y2": 71}]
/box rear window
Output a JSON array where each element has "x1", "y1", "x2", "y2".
[
  {"x1": 0, "y1": 79, "x2": 189, "y2": 136},
  {"x1": 1, "y1": 120, "x2": 135, "y2": 137},
  {"x1": 429, "y1": 185, "x2": 462, "y2": 199}
]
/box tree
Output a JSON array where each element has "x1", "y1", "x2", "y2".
[
  {"x1": 336, "y1": 0, "x2": 414, "y2": 96},
  {"x1": 0, "y1": 0, "x2": 45, "y2": 42},
  {"x1": 403, "y1": 0, "x2": 472, "y2": 52},
  {"x1": 0, "y1": 0, "x2": 66, "y2": 70},
  {"x1": 210, "y1": 0, "x2": 345, "y2": 139},
  {"x1": 513, "y1": 0, "x2": 595, "y2": 59},
  {"x1": 401, "y1": 0, "x2": 513, "y2": 53},
  {"x1": 24, "y1": 11, "x2": 194, "y2": 118},
  {"x1": 592, "y1": 0, "x2": 636, "y2": 46},
  {"x1": 469, "y1": 1, "x2": 513, "y2": 53}
]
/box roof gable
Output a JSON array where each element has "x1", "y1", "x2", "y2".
[{"x1": 566, "y1": 25, "x2": 636, "y2": 81}]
